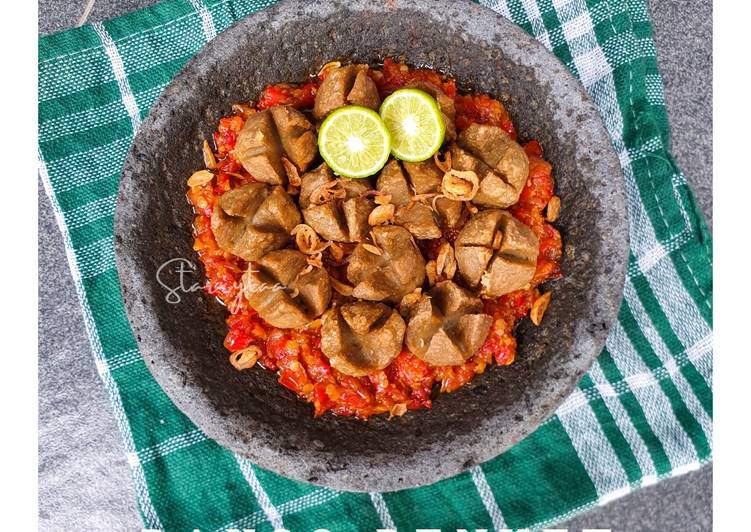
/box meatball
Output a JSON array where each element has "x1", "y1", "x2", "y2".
[
  {"x1": 210, "y1": 182, "x2": 301, "y2": 261},
  {"x1": 320, "y1": 302, "x2": 406, "y2": 377},
  {"x1": 243, "y1": 249, "x2": 331, "y2": 329},
  {"x1": 454, "y1": 209, "x2": 539, "y2": 297},
  {"x1": 450, "y1": 123, "x2": 529, "y2": 208},
  {"x1": 299, "y1": 164, "x2": 375, "y2": 242},
  {"x1": 233, "y1": 105, "x2": 317, "y2": 184},
  {"x1": 313, "y1": 64, "x2": 381, "y2": 120},
  {"x1": 405, "y1": 280, "x2": 492, "y2": 366},
  {"x1": 347, "y1": 225, "x2": 426, "y2": 304},
  {"x1": 376, "y1": 160, "x2": 442, "y2": 240}
]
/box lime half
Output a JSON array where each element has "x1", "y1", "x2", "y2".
[
  {"x1": 379, "y1": 88, "x2": 445, "y2": 162},
  {"x1": 318, "y1": 106, "x2": 391, "y2": 179}
]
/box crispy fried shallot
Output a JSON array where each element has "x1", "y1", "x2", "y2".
[
  {"x1": 328, "y1": 241, "x2": 345, "y2": 262},
  {"x1": 368, "y1": 203, "x2": 396, "y2": 226},
  {"x1": 546, "y1": 195, "x2": 561, "y2": 222},
  {"x1": 230, "y1": 345, "x2": 262, "y2": 370},
  {"x1": 530, "y1": 291, "x2": 552, "y2": 325},
  {"x1": 434, "y1": 150, "x2": 452, "y2": 173},
  {"x1": 362, "y1": 243, "x2": 383, "y2": 256},
  {"x1": 291, "y1": 224, "x2": 328, "y2": 255},
  {"x1": 202, "y1": 140, "x2": 217, "y2": 169},
  {"x1": 398, "y1": 287, "x2": 423, "y2": 317},
  {"x1": 282, "y1": 157, "x2": 302, "y2": 187},
  {"x1": 317, "y1": 60, "x2": 342, "y2": 78},
  {"x1": 231, "y1": 103, "x2": 255, "y2": 118},
  {"x1": 310, "y1": 179, "x2": 347, "y2": 205},
  {"x1": 374, "y1": 194, "x2": 392, "y2": 205},
  {"x1": 330, "y1": 276, "x2": 354, "y2": 296},
  {"x1": 435, "y1": 241, "x2": 457, "y2": 280},
  {"x1": 187, "y1": 170, "x2": 213, "y2": 187},
  {"x1": 441, "y1": 169, "x2": 479, "y2": 202}
]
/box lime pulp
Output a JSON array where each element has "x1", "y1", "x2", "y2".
[
  {"x1": 378, "y1": 88, "x2": 445, "y2": 162},
  {"x1": 317, "y1": 106, "x2": 392, "y2": 179}
]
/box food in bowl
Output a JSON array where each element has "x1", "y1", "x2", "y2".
[{"x1": 186, "y1": 59, "x2": 563, "y2": 420}]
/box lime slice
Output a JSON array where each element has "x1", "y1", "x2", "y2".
[
  {"x1": 318, "y1": 106, "x2": 392, "y2": 178},
  {"x1": 379, "y1": 88, "x2": 445, "y2": 162}
]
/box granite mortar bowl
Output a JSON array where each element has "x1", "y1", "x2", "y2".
[{"x1": 114, "y1": 0, "x2": 628, "y2": 492}]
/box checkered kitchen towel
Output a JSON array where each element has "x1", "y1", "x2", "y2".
[{"x1": 38, "y1": 0, "x2": 713, "y2": 530}]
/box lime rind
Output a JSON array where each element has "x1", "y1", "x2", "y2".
[
  {"x1": 379, "y1": 88, "x2": 445, "y2": 162},
  {"x1": 318, "y1": 106, "x2": 392, "y2": 179}
]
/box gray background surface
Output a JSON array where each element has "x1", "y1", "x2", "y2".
[{"x1": 38, "y1": 0, "x2": 712, "y2": 529}]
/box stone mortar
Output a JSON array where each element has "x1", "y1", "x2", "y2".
[{"x1": 115, "y1": 0, "x2": 628, "y2": 492}]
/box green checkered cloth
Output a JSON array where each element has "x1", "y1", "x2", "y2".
[{"x1": 38, "y1": 0, "x2": 713, "y2": 529}]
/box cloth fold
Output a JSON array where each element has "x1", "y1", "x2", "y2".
[{"x1": 38, "y1": 0, "x2": 712, "y2": 530}]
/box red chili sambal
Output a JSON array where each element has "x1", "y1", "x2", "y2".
[{"x1": 186, "y1": 59, "x2": 563, "y2": 420}]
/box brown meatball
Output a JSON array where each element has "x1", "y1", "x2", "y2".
[
  {"x1": 376, "y1": 160, "x2": 442, "y2": 240},
  {"x1": 299, "y1": 164, "x2": 374, "y2": 242},
  {"x1": 233, "y1": 110, "x2": 285, "y2": 184},
  {"x1": 376, "y1": 159, "x2": 413, "y2": 206},
  {"x1": 313, "y1": 65, "x2": 381, "y2": 120},
  {"x1": 449, "y1": 143, "x2": 517, "y2": 209},
  {"x1": 396, "y1": 202, "x2": 443, "y2": 240},
  {"x1": 210, "y1": 183, "x2": 301, "y2": 261},
  {"x1": 243, "y1": 249, "x2": 331, "y2": 329},
  {"x1": 405, "y1": 80, "x2": 456, "y2": 143},
  {"x1": 451, "y1": 123, "x2": 529, "y2": 208},
  {"x1": 269, "y1": 105, "x2": 317, "y2": 172},
  {"x1": 320, "y1": 302, "x2": 406, "y2": 377},
  {"x1": 405, "y1": 280, "x2": 492, "y2": 366},
  {"x1": 402, "y1": 159, "x2": 464, "y2": 228},
  {"x1": 233, "y1": 106, "x2": 317, "y2": 184},
  {"x1": 454, "y1": 209, "x2": 539, "y2": 297},
  {"x1": 347, "y1": 69, "x2": 381, "y2": 110},
  {"x1": 347, "y1": 225, "x2": 426, "y2": 304}
]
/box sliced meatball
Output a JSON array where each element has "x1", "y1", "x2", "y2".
[
  {"x1": 347, "y1": 69, "x2": 381, "y2": 110},
  {"x1": 233, "y1": 106, "x2": 317, "y2": 185},
  {"x1": 269, "y1": 105, "x2": 317, "y2": 172},
  {"x1": 233, "y1": 110, "x2": 285, "y2": 185},
  {"x1": 375, "y1": 160, "x2": 442, "y2": 239},
  {"x1": 453, "y1": 123, "x2": 529, "y2": 208},
  {"x1": 376, "y1": 159, "x2": 412, "y2": 206},
  {"x1": 243, "y1": 249, "x2": 331, "y2": 329},
  {"x1": 299, "y1": 163, "x2": 333, "y2": 209},
  {"x1": 314, "y1": 66, "x2": 355, "y2": 119},
  {"x1": 481, "y1": 255, "x2": 537, "y2": 297},
  {"x1": 403, "y1": 159, "x2": 464, "y2": 228},
  {"x1": 211, "y1": 183, "x2": 301, "y2": 261},
  {"x1": 459, "y1": 124, "x2": 528, "y2": 187},
  {"x1": 395, "y1": 202, "x2": 442, "y2": 240},
  {"x1": 405, "y1": 280, "x2": 492, "y2": 366},
  {"x1": 347, "y1": 225, "x2": 426, "y2": 304},
  {"x1": 341, "y1": 194, "x2": 374, "y2": 242},
  {"x1": 449, "y1": 143, "x2": 519, "y2": 208},
  {"x1": 299, "y1": 164, "x2": 374, "y2": 242},
  {"x1": 320, "y1": 302, "x2": 406, "y2": 377},
  {"x1": 313, "y1": 64, "x2": 381, "y2": 120},
  {"x1": 454, "y1": 209, "x2": 539, "y2": 297},
  {"x1": 405, "y1": 80, "x2": 457, "y2": 143},
  {"x1": 301, "y1": 203, "x2": 346, "y2": 242},
  {"x1": 449, "y1": 143, "x2": 493, "y2": 176}
]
